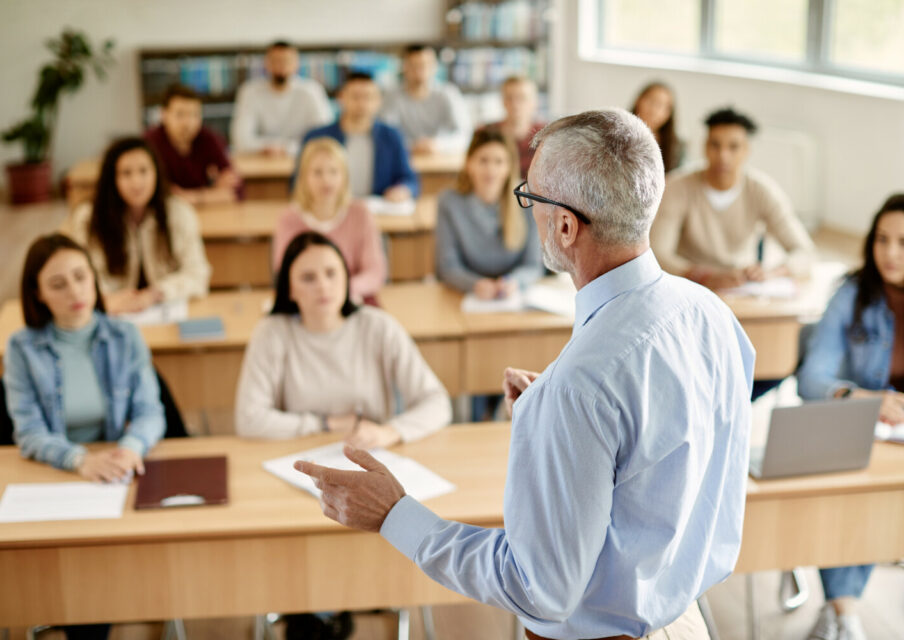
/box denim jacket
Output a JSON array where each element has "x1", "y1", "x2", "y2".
[
  {"x1": 2, "y1": 312, "x2": 165, "y2": 470},
  {"x1": 797, "y1": 277, "x2": 895, "y2": 400}
]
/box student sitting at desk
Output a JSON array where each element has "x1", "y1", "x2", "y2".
[
  {"x1": 380, "y1": 44, "x2": 471, "y2": 154},
  {"x1": 65, "y1": 137, "x2": 211, "y2": 315},
  {"x1": 145, "y1": 84, "x2": 243, "y2": 204},
  {"x1": 482, "y1": 75, "x2": 546, "y2": 179},
  {"x1": 796, "y1": 193, "x2": 904, "y2": 640},
  {"x1": 274, "y1": 137, "x2": 387, "y2": 302},
  {"x1": 299, "y1": 71, "x2": 418, "y2": 201},
  {"x1": 237, "y1": 231, "x2": 450, "y2": 445},
  {"x1": 630, "y1": 81, "x2": 684, "y2": 173},
  {"x1": 230, "y1": 40, "x2": 333, "y2": 157},
  {"x1": 650, "y1": 107, "x2": 815, "y2": 289},
  {"x1": 435, "y1": 128, "x2": 543, "y2": 299}
]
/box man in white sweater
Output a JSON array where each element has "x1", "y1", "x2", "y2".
[{"x1": 230, "y1": 41, "x2": 333, "y2": 157}]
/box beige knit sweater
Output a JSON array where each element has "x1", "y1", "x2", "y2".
[
  {"x1": 650, "y1": 168, "x2": 815, "y2": 276},
  {"x1": 234, "y1": 307, "x2": 451, "y2": 441}
]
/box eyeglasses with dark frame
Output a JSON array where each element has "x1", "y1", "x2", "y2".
[{"x1": 513, "y1": 180, "x2": 592, "y2": 225}]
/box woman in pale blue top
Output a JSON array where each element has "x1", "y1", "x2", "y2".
[
  {"x1": 4, "y1": 234, "x2": 164, "y2": 482},
  {"x1": 435, "y1": 128, "x2": 543, "y2": 299},
  {"x1": 797, "y1": 194, "x2": 904, "y2": 640}
]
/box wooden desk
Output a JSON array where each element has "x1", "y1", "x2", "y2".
[
  {"x1": 65, "y1": 152, "x2": 464, "y2": 208},
  {"x1": 0, "y1": 424, "x2": 510, "y2": 627},
  {"x1": 2, "y1": 424, "x2": 902, "y2": 628},
  {"x1": 197, "y1": 197, "x2": 438, "y2": 288}
]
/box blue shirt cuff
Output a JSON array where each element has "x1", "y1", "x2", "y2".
[{"x1": 380, "y1": 495, "x2": 443, "y2": 560}]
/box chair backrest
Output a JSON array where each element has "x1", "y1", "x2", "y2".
[
  {"x1": 155, "y1": 369, "x2": 188, "y2": 439},
  {"x1": 0, "y1": 379, "x2": 15, "y2": 446}
]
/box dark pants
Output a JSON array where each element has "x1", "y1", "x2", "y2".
[
  {"x1": 820, "y1": 564, "x2": 875, "y2": 600},
  {"x1": 62, "y1": 624, "x2": 111, "y2": 640}
]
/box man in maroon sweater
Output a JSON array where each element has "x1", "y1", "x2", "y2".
[{"x1": 145, "y1": 84, "x2": 242, "y2": 204}]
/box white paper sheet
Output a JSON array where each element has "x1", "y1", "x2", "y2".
[
  {"x1": 118, "y1": 299, "x2": 189, "y2": 326},
  {"x1": 263, "y1": 442, "x2": 455, "y2": 502},
  {"x1": 364, "y1": 197, "x2": 416, "y2": 217},
  {"x1": 0, "y1": 482, "x2": 129, "y2": 523},
  {"x1": 523, "y1": 274, "x2": 577, "y2": 318},
  {"x1": 719, "y1": 278, "x2": 798, "y2": 299},
  {"x1": 461, "y1": 290, "x2": 525, "y2": 313},
  {"x1": 875, "y1": 422, "x2": 904, "y2": 444}
]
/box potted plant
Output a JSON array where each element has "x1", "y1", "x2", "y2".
[{"x1": 2, "y1": 29, "x2": 114, "y2": 204}]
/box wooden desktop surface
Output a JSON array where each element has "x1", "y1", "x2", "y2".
[
  {"x1": 0, "y1": 274, "x2": 842, "y2": 410},
  {"x1": 1, "y1": 423, "x2": 903, "y2": 626}
]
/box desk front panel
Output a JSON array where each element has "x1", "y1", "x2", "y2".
[{"x1": 464, "y1": 329, "x2": 571, "y2": 395}]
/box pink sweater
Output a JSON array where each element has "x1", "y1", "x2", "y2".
[{"x1": 272, "y1": 200, "x2": 387, "y2": 300}]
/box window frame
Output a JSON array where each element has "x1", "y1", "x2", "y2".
[{"x1": 593, "y1": 0, "x2": 904, "y2": 88}]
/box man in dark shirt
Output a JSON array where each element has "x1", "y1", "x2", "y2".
[{"x1": 145, "y1": 84, "x2": 242, "y2": 204}]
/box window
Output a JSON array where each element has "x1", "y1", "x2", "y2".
[
  {"x1": 830, "y1": 0, "x2": 904, "y2": 76},
  {"x1": 714, "y1": 0, "x2": 809, "y2": 63},
  {"x1": 593, "y1": 0, "x2": 904, "y2": 85},
  {"x1": 600, "y1": 0, "x2": 700, "y2": 54}
]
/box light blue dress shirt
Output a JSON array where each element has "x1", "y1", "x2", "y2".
[{"x1": 380, "y1": 250, "x2": 755, "y2": 638}]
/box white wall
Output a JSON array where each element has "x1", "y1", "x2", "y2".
[
  {"x1": 0, "y1": 0, "x2": 444, "y2": 190},
  {"x1": 556, "y1": 0, "x2": 904, "y2": 235}
]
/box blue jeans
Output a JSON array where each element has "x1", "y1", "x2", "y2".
[{"x1": 820, "y1": 564, "x2": 874, "y2": 600}]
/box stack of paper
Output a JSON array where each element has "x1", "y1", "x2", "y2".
[
  {"x1": 461, "y1": 290, "x2": 525, "y2": 313},
  {"x1": 364, "y1": 197, "x2": 416, "y2": 217},
  {"x1": 119, "y1": 299, "x2": 189, "y2": 326},
  {"x1": 263, "y1": 442, "x2": 455, "y2": 502},
  {"x1": 0, "y1": 482, "x2": 128, "y2": 523},
  {"x1": 875, "y1": 422, "x2": 904, "y2": 444},
  {"x1": 719, "y1": 278, "x2": 798, "y2": 299}
]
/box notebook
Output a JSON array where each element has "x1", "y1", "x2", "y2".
[
  {"x1": 177, "y1": 316, "x2": 225, "y2": 341},
  {"x1": 135, "y1": 456, "x2": 229, "y2": 509}
]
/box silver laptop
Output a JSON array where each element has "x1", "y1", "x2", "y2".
[{"x1": 749, "y1": 398, "x2": 881, "y2": 479}]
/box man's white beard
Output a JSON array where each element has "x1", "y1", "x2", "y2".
[{"x1": 542, "y1": 215, "x2": 572, "y2": 273}]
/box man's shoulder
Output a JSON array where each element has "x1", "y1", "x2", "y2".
[
  {"x1": 305, "y1": 121, "x2": 341, "y2": 141},
  {"x1": 742, "y1": 166, "x2": 789, "y2": 203}
]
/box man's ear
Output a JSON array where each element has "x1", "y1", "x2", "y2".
[{"x1": 557, "y1": 209, "x2": 580, "y2": 250}]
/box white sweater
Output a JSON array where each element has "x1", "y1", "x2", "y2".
[
  {"x1": 235, "y1": 306, "x2": 451, "y2": 441},
  {"x1": 230, "y1": 77, "x2": 333, "y2": 155}
]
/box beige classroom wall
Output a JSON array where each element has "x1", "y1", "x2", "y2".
[
  {"x1": 554, "y1": 0, "x2": 904, "y2": 236},
  {"x1": 0, "y1": 0, "x2": 444, "y2": 191}
]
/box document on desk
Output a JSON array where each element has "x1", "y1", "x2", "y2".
[
  {"x1": 875, "y1": 422, "x2": 904, "y2": 444},
  {"x1": 0, "y1": 482, "x2": 128, "y2": 523},
  {"x1": 364, "y1": 196, "x2": 416, "y2": 216},
  {"x1": 461, "y1": 290, "x2": 525, "y2": 313},
  {"x1": 118, "y1": 299, "x2": 189, "y2": 326},
  {"x1": 719, "y1": 278, "x2": 798, "y2": 299},
  {"x1": 263, "y1": 442, "x2": 455, "y2": 502},
  {"x1": 524, "y1": 274, "x2": 577, "y2": 318}
]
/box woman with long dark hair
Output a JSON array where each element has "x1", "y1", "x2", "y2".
[
  {"x1": 631, "y1": 82, "x2": 684, "y2": 173},
  {"x1": 236, "y1": 231, "x2": 450, "y2": 445},
  {"x1": 796, "y1": 193, "x2": 904, "y2": 640},
  {"x1": 64, "y1": 136, "x2": 210, "y2": 314}
]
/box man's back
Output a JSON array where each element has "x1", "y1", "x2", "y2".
[{"x1": 503, "y1": 251, "x2": 754, "y2": 637}]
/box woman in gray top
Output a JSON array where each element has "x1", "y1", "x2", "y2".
[{"x1": 435, "y1": 128, "x2": 543, "y2": 299}]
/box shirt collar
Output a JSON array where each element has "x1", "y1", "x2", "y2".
[{"x1": 573, "y1": 249, "x2": 662, "y2": 333}]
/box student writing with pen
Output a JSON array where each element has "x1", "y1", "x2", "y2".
[
  {"x1": 435, "y1": 128, "x2": 543, "y2": 301},
  {"x1": 650, "y1": 107, "x2": 814, "y2": 289}
]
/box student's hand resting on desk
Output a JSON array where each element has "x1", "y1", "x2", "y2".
[
  {"x1": 503, "y1": 367, "x2": 540, "y2": 418},
  {"x1": 105, "y1": 288, "x2": 160, "y2": 314},
  {"x1": 345, "y1": 423, "x2": 401, "y2": 449},
  {"x1": 78, "y1": 448, "x2": 144, "y2": 483},
  {"x1": 383, "y1": 185, "x2": 412, "y2": 202},
  {"x1": 411, "y1": 138, "x2": 437, "y2": 154},
  {"x1": 474, "y1": 278, "x2": 499, "y2": 300},
  {"x1": 497, "y1": 278, "x2": 518, "y2": 298},
  {"x1": 295, "y1": 445, "x2": 406, "y2": 532},
  {"x1": 850, "y1": 388, "x2": 904, "y2": 425}
]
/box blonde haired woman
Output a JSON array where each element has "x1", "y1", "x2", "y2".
[
  {"x1": 273, "y1": 136, "x2": 387, "y2": 302},
  {"x1": 435, "y1": 128, "x2": 542, "y2": 299}
]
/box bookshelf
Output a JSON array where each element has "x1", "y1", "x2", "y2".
[{"x1": 137, "y1": 0, "x2": 552, "y2": 142}]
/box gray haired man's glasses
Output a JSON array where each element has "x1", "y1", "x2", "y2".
[{"x1": 513, "y1": 180, "x2": 592, "y2": 225}]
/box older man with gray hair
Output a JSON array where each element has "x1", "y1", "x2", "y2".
[{"x1": 298, "y1": 109, "x2": 755, "y2": 640}]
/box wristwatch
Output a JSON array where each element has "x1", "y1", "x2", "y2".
[{"x1": 838, "y1": 387, "x2": 853, "y2": 398}]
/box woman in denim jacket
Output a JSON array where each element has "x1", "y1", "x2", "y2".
[
  {"x1": 797, "y1": 194, "x2": 904, "y2": 640},
  {"x1": 3, "y1": 233, "x2": 164, "y2": 482}
]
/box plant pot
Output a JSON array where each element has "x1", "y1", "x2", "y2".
[{"x1": 5, "y1": 160, "x2": 52, "y2": 204}]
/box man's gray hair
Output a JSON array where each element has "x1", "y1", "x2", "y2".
[{"x1": 532, "y1": 109, "x2": 665, "y2": 246}]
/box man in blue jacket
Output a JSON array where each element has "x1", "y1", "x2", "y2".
[{"x1": 294, "y1": 71, "x2": 419, "y2": 201}]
